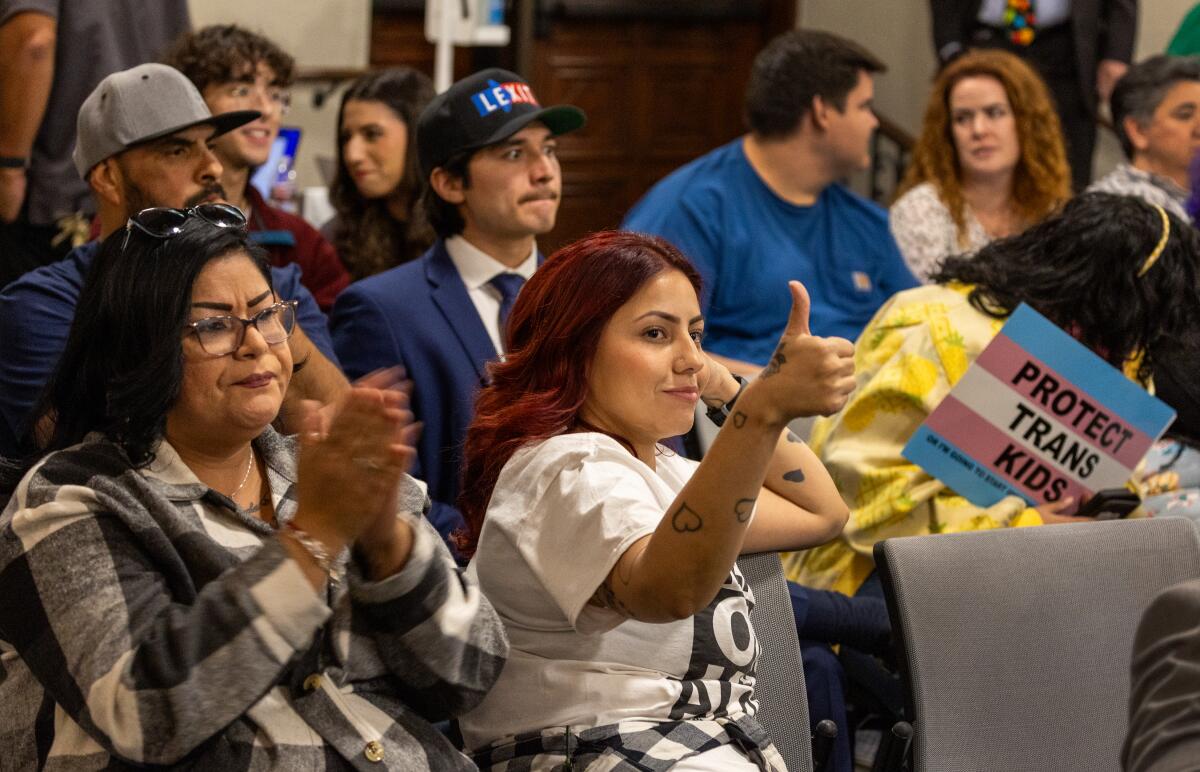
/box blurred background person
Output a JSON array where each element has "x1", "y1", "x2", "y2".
[
  {"x1": 1090, "y1": 54, "x2": 1200, "y2": 223},
  {"x1": 624, "y1": 30, "x2": 918, "y2": 378},
  {"x1": 0, "y1": 213, "x2": 506, "y2": 769},
  {"x1": 163, "y1": 24, "x2": 350, "y2": 311},
  {"x1": 0, "y1": 0, "x2": 188, "y2": 291},
  {"x1": 326, "y1": 67, "x2": 436, "y2": 280},
  {"x1": 930, "y1": 0, "x2": 1137, "y2": 191},
  {"x1": 1167, "y1": 3, "x2": 1200, "y2": 56},
  {"x1": 890, "y1": 49, "x2": 1070, "y2": 281},
  {"x1": 785, "y1": 193, "x2": 1200, "y2": 598}
]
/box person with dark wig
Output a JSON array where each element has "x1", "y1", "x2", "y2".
[
  {"x1": 785, "y1": 193, "x2": 1200, "y2": 597},
  {"x1": 325, "y1": 67, "x2": 436, "y2": 279},
  {"x1": 0, "y1": 209, "x2": 506, "y2": 768},
  {"x1": 891, "y1": 49, "x2": 1071, "y2": 281},
  {"x1": 456, "y1": 230, "x2": 855, "y2": 769}
]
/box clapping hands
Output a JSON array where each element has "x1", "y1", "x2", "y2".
[{"x1": 294, "y1": 368, "x2": 422, "y2": 553}]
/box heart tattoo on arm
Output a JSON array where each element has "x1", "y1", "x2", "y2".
[{"x1": 671, "y1": 502, "x2": 704, "y2": 533}]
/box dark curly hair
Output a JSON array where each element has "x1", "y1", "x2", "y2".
[
  {"x1": 330, "y1": 68, "x2": 436, "y2": 279},
  {"x1": 161, "y1": 24, "x2": 295, "y2": 91},
  {"x1": 931, "y1": 192, "x2": 1200, "y2": 385}
]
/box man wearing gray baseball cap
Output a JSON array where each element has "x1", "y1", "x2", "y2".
[{"x1": 0, "y1": 63, "x2": 348, "y2": 456}]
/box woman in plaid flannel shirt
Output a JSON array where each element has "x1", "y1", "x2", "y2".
[{"x1": 0, "y1": 210, "x2": 507, "y2": 770}]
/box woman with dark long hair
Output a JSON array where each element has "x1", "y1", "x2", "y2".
[
  {"x1": 327, "y1": 68, "x2": 436, "y2": 279},
  {"x1": 891, "y1": 49, "x2": 1071, "y2": 280},
  {"x1": 457, "y1": 230, "x2": 854, "y2": 770},
  {"x1": 786, "y1": 192, "x2": 1200, "y2": 596},
  {"x1": 0, "y1": 207, "x2": 506, "y2": 769}
]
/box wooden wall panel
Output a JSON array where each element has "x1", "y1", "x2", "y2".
[
  {"x1": 369, "y1": 5, "x2": 791, "y2": 254},
  {"x1": 533, "y1": 18, "x2": 762, "y2": 253}
]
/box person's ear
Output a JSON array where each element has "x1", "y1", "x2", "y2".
[
  {"x1": 809, "y1": 94, "x2": 832, "y2": 132},
  {"x1": 429, "y1": 167, "x2": 467, "y2": 205},
  {"x1": 89, "y1": 157, "x2": 124, "y2": 209},
  {"x1": 1123, "y1": 115, "x2": 1151, "y2": 155}
]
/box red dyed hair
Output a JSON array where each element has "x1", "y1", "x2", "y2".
[{"x1": 455, "y1": 230, "x2": 702, "y2": 557}]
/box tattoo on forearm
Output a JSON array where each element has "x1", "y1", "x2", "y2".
[
  {"x1": 734, "y1": 498, "x2": 756, "y2": 523},
  {"x1": 671, "y1": 502, "x2": 703, "y2": 532},
  {"x1": 732, "y1": 411, "x2": 747, "y2": 428},
  {"x1": 782, "y1": 468, "x2": 806, "y2": 483},
  {"x1": 761, "y1": 346, "x2": 787, "y2": 379},
  {"x1": 590, "y1": 580, "x2": 634, "y2": 617}
]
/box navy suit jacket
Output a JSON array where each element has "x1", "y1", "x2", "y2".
[{"x1": 330, "y1": 239, "x2": 535, "y2": 553}]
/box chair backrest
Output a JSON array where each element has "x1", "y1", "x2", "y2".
[
  {"x1": 738, "y1": 551, "x2": 814, "y2": 772},
  {"x1": 875, "y1": 518, "x2": 1200, "y2": 772}
]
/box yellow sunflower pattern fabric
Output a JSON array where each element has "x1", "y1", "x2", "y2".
[{"x1": 782, "y1": 283, "x2": 1042, "y2": 596}]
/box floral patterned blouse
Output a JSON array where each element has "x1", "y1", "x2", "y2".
[{"x1": 889, "y1": 183, "x2": 991, "y2": 282}]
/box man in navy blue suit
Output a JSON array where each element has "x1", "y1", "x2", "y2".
[{"x1": 330, "y1": 69, "x2": 585, "y2": 552}]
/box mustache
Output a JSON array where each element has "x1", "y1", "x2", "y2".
[
  {"x1": 184, "y1": 182, "x2": 227, "y2": 208},
  {"x1": 518, "y1": 190, "x2": 558, "y2": 204}
]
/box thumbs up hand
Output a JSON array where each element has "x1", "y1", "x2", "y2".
[{"x1": 746, "y1": 281, "x2": 856, "y2": 424}]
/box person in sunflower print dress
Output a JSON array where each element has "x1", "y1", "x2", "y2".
[{"x1": 784, "y1": 193, "x2": 1200, "y2": 596}]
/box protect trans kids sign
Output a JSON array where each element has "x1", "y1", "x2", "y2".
[{"x1": 902, "y1": 303, "x2": 1175, "y2": 507}]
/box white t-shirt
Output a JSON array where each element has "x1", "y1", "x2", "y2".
[{"x1": 459, "y1": 433, "x2": 761, "y2": 752}]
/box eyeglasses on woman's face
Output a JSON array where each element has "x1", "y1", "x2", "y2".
[
  {"x1": 185, "y1": 299, "x2": 297, "y2": 356},
  {"x1": 121, "y1": 202, "x2": 248, "y2": 252}
]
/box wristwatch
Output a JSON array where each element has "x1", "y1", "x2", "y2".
[
  {"x1": 0, "y1": 157, "x2": 29, "y2": 169},
  {"x1": 705, "y1": 374, "x2": 749, "y2": 427}
]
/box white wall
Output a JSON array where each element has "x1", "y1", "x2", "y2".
[
  {"x1": 796, "y1": 0, "x2": 1200, "y2": 182},
  {"x1": 797, "y1": 0, "x2": 939, "y2": 138},
  {"x1": 187, "y1": 0, "x2": 370, "y2": 69}
]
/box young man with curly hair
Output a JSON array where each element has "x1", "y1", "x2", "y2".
[{"x1": 163, "y1": 25, "x2": 349, "y2": 310}]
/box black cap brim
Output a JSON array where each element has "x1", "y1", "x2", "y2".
[
  {"x1": 473, "y1": 104, "x2": 587, "y2": 155},
  {"x1": 129, "y1": 109, "x2": 262, "y2": 151}
]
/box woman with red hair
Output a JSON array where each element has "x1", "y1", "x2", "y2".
[
  {"x1": 456, "y1": 230, "x2": 854, "y2": 770},
  {"x1": 890, "y1": 49, "x2": 1070, "y2": 281}
]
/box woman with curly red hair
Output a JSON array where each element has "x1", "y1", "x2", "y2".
[
  {"x1": 456, "y1": 230, "x2": 854, "y2": 770},
  {"x1": 891, "y1": 49, "x2": 1071, "y2": 281}
]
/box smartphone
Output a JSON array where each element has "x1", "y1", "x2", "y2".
[{"x1": 1073, "y1": 488, "x2": 1140, "y2": 520}]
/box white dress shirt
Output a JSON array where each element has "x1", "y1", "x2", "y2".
[{"x1": 444, "y1": 235, "x2": 537, "y2": 354}]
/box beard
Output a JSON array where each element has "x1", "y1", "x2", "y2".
[{"x1": 118, "y1": 175, "x2": 226, "y2": 217}]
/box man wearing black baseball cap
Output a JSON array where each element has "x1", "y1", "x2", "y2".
[
  {"x1": 0, "y1": 63, "x2": 348, "y2": 455},
  {"x1": 331, "y1": 68, "x2": 585, "y2": 554}
]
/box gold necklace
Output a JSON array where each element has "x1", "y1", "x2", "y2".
[{"x1": 229, "y1": 449, "x2": 254, "y2": 504}]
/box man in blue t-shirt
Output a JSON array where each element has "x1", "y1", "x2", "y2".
[
  {"x1": 623, "y1": 29, "x2": 918, "y2": 378},
  {"x1": 0, "y1": 64, "x2": 346, "y2": 455}
]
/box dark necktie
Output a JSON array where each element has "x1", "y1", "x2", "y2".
[{"x1": 488, "y1": 272, "x2": 526, "y2": 335}]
